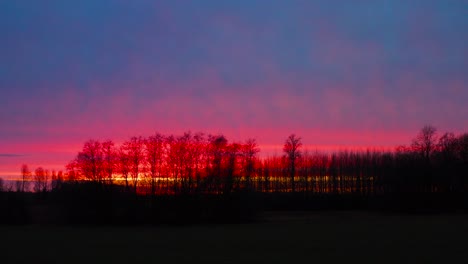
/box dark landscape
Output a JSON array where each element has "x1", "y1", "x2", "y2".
[
  {"x1": 1, "y1": 1, "x2": 467, "y2": 263},
  {"x1": 3, "y1": 212, "x2": 468, "y2": 263},
  {"x1": 1, "y1": 127, "x2": 468, "y2": 263}
]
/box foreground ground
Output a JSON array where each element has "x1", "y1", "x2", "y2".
[{"x1": 2, "y1": 211, "x2": 468, "y2": 264}]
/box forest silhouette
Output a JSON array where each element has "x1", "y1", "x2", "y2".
[{"x1": 1, "y1": 125, "x2": 467, "y2": 225}]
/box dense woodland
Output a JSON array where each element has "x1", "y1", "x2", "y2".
[{"x1": 1, "y1": 125, "x2": 468, "y2": 225}]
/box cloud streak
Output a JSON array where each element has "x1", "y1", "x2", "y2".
[{"x1": 0, "y1": 154, "x2": 25, "y2": 158}]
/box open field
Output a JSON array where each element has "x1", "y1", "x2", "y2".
[{"x1": 2, "y1": 212, "x2": 468, "y2": 264}]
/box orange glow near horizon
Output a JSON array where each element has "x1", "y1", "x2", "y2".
[
  {"x1": 0, "y1": 141, "x2": 400, "y2": 180},
  {"x1": 1, "y1": 125, "x2": 455, "y2": 180}
]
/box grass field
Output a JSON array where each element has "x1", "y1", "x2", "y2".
[{"x1": 2, "y1": 212, "x2": 468, "y2": 264}]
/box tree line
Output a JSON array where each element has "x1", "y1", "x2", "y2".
[
  {"x1": 8, "y1": 126, "x2": 468, "y2": 196},
  {"x1": 1, "y1": 125, "x2": 467, "y2": 225}
]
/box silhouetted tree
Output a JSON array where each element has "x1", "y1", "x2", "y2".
[
  {"x1": 192, "y1": 132, "x2": 206, "y2": 193},
  {"x1": 20, "y1": 164, "x2": 31, "y2": 192},
  {"x1": 145, "y1": 133, "x2": 165, "y2": 196},
  {"x1": 438, "y1": 132, "x2": 456, "y2": 154},
  {"x1": 411, "y1": 125, "x2": 438, "y2": 191},
  {"x1": 208, "y1": 135, "x2": 228, "y2": 193},
  {"x1": 102, "y1": 140, "x2": 116, "y2": 185},
  {"x1": 225, "y1": 142, "x2": 240, "y2": 194},
  {"x1": 124, "y1": 136, "x2": 145, "y2": 192},
  {"x1": 56, "y1": 170, "x2": 64, "y2": 190},
  {"x1": 65, "y1": 160, "x2": 78, "y2": 182},
  {"x1": 34, "y1": 167, "x2": 48, "y2": 193},
  {"x1": 118, "y1": 145, "x2": 131, "y2": 190},
  {"x1": 283, "y1": 134, "x2": 302, "y2": 193},
  {"x1": 175, "y1": 132, "x2": 193, "y2": 193},
  {"x1": 76, "y1": 140, "x2": 103, "y2": 183},
  {"x1": 16, "y1": 127, "x2": 466, "y2": 226},
  {"x1": 412, "y1": 125, "x2": 438, "y2": 161},
  {"x1": 242, "y1": 138, "x2": 260, "y2": 190}
]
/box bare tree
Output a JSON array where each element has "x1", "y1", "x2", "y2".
[
  {"x1": 102, "y1": 140, "x2": 116, "y2": 185},
  {"x1": 242, "y1": 138, "x2": 260, "y2": 189},
  {"x1": 76, "y1": 140, "x2": 103, "y2": 183},
  {"x1": 225, "y1": 142, "x2": 240, "y2": 194},
  {"x1": 118, "y1": 146, "x2": 130, "y2": 190},
  {"x1": 412, "y1": 125, "x2": 438, "y2": 161},
  {"x1": 65, "y1": 160, "x2": 79, "y2": 182},
  {"x1": 192, "y1": 132, "x2": 206, "y2": 193},
  {"x1": 20, "y1": 164, "x2": 31, "y2": 192},
  {"x1": 167, "y1": 134, "x2": 180, "y2": 193},
  {"x1": 145, "y1": 133, "x2": 165, "y2": 196},
  {"x1": 283, "y1": 134, "x2": 302, "y2": 193},
  {"x1": 123, "y1": 136, "x2": 145, "y2": 192},
  {"x1": 410, "y1": 125, "x2": 438, "y2": 192},
  {"x1": 34, "y1": 167, "x2": 48, "y2": 193},
  {"x1": 208, "y1": 134, "x2": 228, "y2": 193},
  {"x1": 177, "y1": 132, "x2": 193, "y2": 193}
]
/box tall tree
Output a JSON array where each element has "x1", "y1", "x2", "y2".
[
  {"x1": 65, "y1": 160, "x2": 79, "y2": 182},
  {"x1": 76, "y1": 140, "x2": 103, "y2": 183},
  {"x1": 123, "y1": 136, "x2": 145, "y2": 192},
  {"x1": 20, "y1": 164, "x2": 31, "y2": 192},
  {"x1": 283, "y1": 134, "x2": 302, "y2": 193},
  {"x1": 412, "y1": 125, "x2": 438, "y2": 161},
  {"x1": 411, "y1": 125, "x2": 438, "y2": 192},
  {"x1": 177, "y1": 132, "x2": 193, "y2": 193},
  {"x1": 118, "y1": 146, "x2": 130, "y2": 190},
  {"x1": 192, "y1": 132, "x2": 206, "y2": 193},
  {"x1": 102, "y1": 140, "x2": 116, "y2": 185},
  {"x1": 242, "y1": 139, "x2": 260, "y2": 189},
  {"x1": 225, "y1": 142, "x2": 240, "y2": 194},
  {"x1": 208, "y1": 135, "x2": 228, "y2": 193},
  {"x1": 145, "y1": 133, "x2": 165, "y2": 196},
  {"x1": 33, "y1": 167, "x2": 48, "y2": 193}
]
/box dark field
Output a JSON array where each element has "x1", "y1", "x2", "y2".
[{"x1": 2, "y1": 212, "x2": 468, "y2": 264}]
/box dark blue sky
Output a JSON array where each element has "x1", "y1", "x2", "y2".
[{"x1": 1, "y1": 0, "x2": 467, "y2": 177}]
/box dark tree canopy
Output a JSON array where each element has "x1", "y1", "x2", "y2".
[{"x1": 5, "y1": 126, "x2": 468, "y2": 225}]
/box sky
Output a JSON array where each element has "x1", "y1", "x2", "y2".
[{"x1": 1, "y1": 0, "x2": 467, "y2": 178}]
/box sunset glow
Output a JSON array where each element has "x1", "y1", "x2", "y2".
[
  {"x1": 1, "y1": 3, "x2": 467, "y2": 261},
  {"x1": 1, "y1": 1, "x2": 467, "y2": 179}
]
